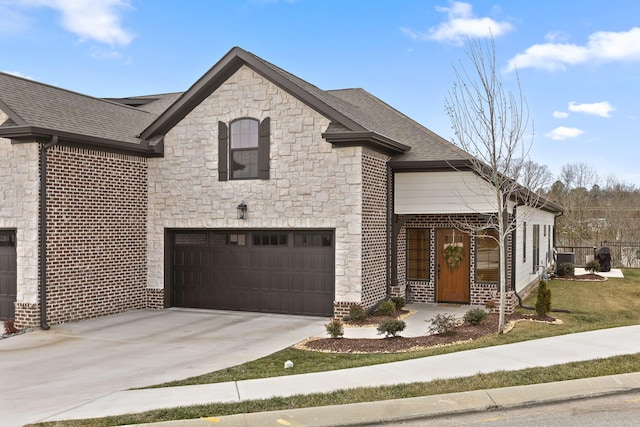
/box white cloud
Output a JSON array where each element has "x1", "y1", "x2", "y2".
[
  {"x1": 545, "y1": 126, "x2": 584, "y2": 140},
  {"x1": 90, "y1": 47, "x2": 123, "y2": 60},
  {"x1": 10, "y1": 0, "x2": 134, "y2": 46},
  {"x1": 552, "y1": 111, "x2": 569, "y2": 119},
  {"x1": 568, "y1": 101, "x2": 615, "y2": 117},
  {"x1": 0, "y1": 3, "x2": 34, "y2": 35},
  {"x1": 402, "y1": 1, "x2": 513, "y2": 46},
  {"x1": 507, "y1": 27, "x2": 640, "y2": 71}
]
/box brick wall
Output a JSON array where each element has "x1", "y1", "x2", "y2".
[
  {"x1": 398, "y1": 213, "x2": 514, "y2": 311},
  {"x1": 44, "y1": 145, "x2": 147, "y2": 325},
  {"x1": 361, "y1": 148, "x2": 390, "y2": 310}
]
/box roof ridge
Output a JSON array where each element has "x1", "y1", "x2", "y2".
[
  {"x1": 108, "y1": 91, "x2": 185, "y2": 100},
  {"x1": 0, "y1": 71, "x2": 156, "y2": 117}
]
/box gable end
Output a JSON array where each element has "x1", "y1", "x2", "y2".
[{"x1": 138, "y1": 47, "x2": 369, "y2": 143}]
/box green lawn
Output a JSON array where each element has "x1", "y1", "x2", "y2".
[
  {"x1": 27, "y1": 269, "x2": 640, "y2": 427},
  {"x1": 151, "y1": 269, "x2": 640, "y2": 387}
]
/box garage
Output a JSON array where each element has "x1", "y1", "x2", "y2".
[
  {"x1": 0, "y1": 231, "x2": 17, "y2": 320},
  {"x1": 169, "y1": 230, "x2": 334, "y2": 316}
]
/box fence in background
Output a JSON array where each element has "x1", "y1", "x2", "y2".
[{"x1": 556, "y1": 241, "x2": 640, "y2": 268}]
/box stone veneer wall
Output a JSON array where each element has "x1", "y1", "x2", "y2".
[
  {"x1": 398, "y1": 214, "x2": 514, "y2": 310},
  {"x1": 147, "y1": 65, "x2": 365, "y2": 314},
  {"x1": 43, "y1": 145, "x2": 147, "y2": 325},
  {"x1": 360, "y1": 148, "x2": 390, "y2": 310},
  {"x1": 0, "y1": 130, "x2": 40, "y2": 328}
]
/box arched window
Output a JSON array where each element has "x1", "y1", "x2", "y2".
[{"x1": 218, "y1": 117, "x2": 270, "y2": 180}]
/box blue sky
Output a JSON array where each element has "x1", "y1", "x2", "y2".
[{"x1": 1, "y1": 0, "x2": 639, "y2": 187}]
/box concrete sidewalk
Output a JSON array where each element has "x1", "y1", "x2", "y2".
[
  {"x1": 123, "y1": 372, "x2": 640, "y2": 426},
  {"x1": 42, "y1": 324, "x2": 640, "y2": 423}
]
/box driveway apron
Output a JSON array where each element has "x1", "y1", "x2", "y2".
[{"x1": 0, "y1": 308, "x2": 327, "y2": 426}]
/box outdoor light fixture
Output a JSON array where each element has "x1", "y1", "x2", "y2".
[{"x1": 237, "y1": 201, "x2": 247, "y2": 219}]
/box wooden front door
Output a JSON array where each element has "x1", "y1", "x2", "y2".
[{"x1": 437, "y1": 229, "x2": 470, "y2": 303}]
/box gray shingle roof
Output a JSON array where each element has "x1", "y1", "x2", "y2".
[
  {"x1": 327, "y1": 88, "x2": 471, "y2": 163},
  {"x1": 0, "y1": 48, "x2": 471, "y2": 164},
  {"x1": 0, "y1": 72, "x2": 157, "y2": 145}
]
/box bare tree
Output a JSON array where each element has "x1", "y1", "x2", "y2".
[
  {"x1": 552, "y1": 163, "x2": 599, "y2": 245},
  {"x1": 515, "y1": 160, "x2": 554, "y2": 194},
  {"x1": 549, "y1": 165, "x2": 640, "y2": 248},
  {"x1": 445, "y1": 37, "x2": 546, "y2": 333}
]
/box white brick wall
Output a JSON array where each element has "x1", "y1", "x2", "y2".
[
  {"x1": 147, "y1": 65, "x2": 365, "y2": 303},
  {"x1": 0, "y1": 130, "x2": 40, "y2": 305}
]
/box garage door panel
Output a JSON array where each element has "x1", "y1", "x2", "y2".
[
  {"x1": 1, "y1": 235, "x2": 18, "y2": 320},
  {"x1": 170, "y1": 230, "x2": 334, "y2": 316}
]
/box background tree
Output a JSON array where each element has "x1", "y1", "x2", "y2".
[
  {"x1": 546, "y1": 163, "x2": 640, "y2": 267},
  {"x1": 445, "y1": 37, "x2": 547, "y2": 334}
]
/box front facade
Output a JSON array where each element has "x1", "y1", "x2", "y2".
[
  {"x1": 0, "y1": 48, "x2": 561, "y2": 327},
  {"x1": 392, "y1": 171, "x2": 558, "y2": 312}
]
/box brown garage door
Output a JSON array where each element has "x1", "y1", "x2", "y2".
[
  {"x1": 0, "y1": 231, "x2": 17, "y2": 320},
  {"x1": 169, "y1": 230, "x2": 334, "y2": 316}
]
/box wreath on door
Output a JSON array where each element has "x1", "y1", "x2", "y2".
[{"x1": 444, "y1": 244, "x2": 465, "y2": 271}]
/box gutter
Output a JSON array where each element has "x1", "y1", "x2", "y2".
[{"x1": 39, "y1": 135, "x2": 58, "y2": 330}]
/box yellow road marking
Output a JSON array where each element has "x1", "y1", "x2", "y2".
[
  {"x1": 481, "y1": 416, "x2": 506, "y2": 422},
  {"x1": 201, "y1": 417, "x2": 220, "y2": 423}
]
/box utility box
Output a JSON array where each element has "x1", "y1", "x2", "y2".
[{"x1": 556, "y1": 252, "x2": 575, "y2": 266}]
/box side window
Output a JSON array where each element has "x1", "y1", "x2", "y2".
[
  {"x1": 407, "y1": 228, "x2": 429, "y2": 280},
  {"x1": 218, "y1": 118, "x2": 270, "y2": 180},
  {"x1": 522, "y1": 222, "x2": 527, "y2": 263},
  {"x1": 532, "y1": 225, "x2": 540, "y2": 273}
]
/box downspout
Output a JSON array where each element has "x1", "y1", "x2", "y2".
[
  {"x1": 510, "y1": 201, "x2": 535, "y2": 309},
  {"x1": 39, "y1": 135, "x2": 58, "y2": 330},
  {"x1": 510, "y1": 203, "x2": 527, "y2": 308},
  {"x1": 386, "y1": 164, "x2": 393, "y2": 297}
]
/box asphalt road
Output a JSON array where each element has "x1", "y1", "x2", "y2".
[{"x1": 366, "y1": 391, "x2": 640, "y2": 426}]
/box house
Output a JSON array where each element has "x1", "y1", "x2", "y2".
[{"x1": 0, "y1": 47, "x2": 563, "y2": 328}]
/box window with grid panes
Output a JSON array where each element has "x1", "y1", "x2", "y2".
[{"x1": 407, "y1": 228, "x2": 429, "y2": 280}]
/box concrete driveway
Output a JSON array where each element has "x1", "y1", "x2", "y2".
[{"x1": 0, "y1": 308, "x2": 327, "y2": 426}]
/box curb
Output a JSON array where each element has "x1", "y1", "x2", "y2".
[{"x1": 124, "y1": 372, "x2": 640, "y2": 427}]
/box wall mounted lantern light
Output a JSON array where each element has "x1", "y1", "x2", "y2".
[{"x1": 237, "y1": 201, "x2": 247, "y2": 219}]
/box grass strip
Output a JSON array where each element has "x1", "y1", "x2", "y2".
[
  {"x1": 28, "y1": 352, "x2": 640, "y2": 427},
  {"x1": 149, "y1": 270, "x2": 640, "y2": 388}
]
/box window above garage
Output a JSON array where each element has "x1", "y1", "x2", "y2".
[{"x1": 218, "y1": 117, "x2": 270, "y2": 181}]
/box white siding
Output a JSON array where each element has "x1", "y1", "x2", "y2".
[
  {"x1": 394, "y1": 171, "x2": 498, "y2": 214},
  {"x1": 514, "y1": 205, "x2": 557, "y2": 293}
]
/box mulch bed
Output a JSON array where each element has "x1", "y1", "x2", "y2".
[
  {"x1": 343, "y1": 309, "x2": 414, "y2": 327},
  {"x1": 297, "y1": 313, "x2": 557, "y2": 354}
]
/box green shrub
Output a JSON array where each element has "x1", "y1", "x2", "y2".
[
  {"x1": 325, "y1": 318, "x2": 344, "y2": 338},
  {"x1": 585, "y1": 260, "x2": 600, "y2": 274},
  {"x1": 464, "y1": 307, "x2": 487, "y2": 325},
  {"x1": 535, "y1": 280, "x2": 552, "y2": 317},
  {"x1": 376, "y1": 319, "x2": 406, "y2": 337},
  {"x1": 378, "y1": 300, "x2": 397, "y2": 316},
  {"x1": 427, "y1": 313, "x2": 458, "y2": 336},
  {"x1": 556, "y1": 262, "x2": 574, "y2": 277},
  {"x1": 4, "y1": 319, "x2": 18, "y2": 335},
  {"x1": 391, "y1": 297, "x2": 406, "y2": 310},
  {"x1": 349, "y1": 304, "x2": 366, "y2": 322}
]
